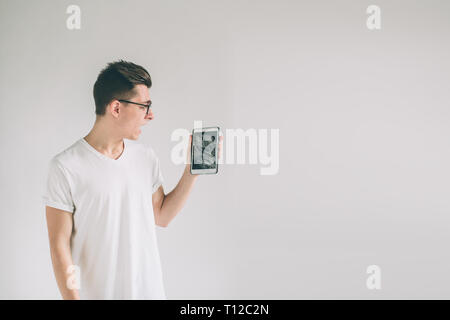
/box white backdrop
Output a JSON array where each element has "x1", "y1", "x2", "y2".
[{"x1": 1, "y1": 0, "x2": 449, "y2": 299}]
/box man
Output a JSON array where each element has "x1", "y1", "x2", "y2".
[{"x1": 43, "y1": 60, "x2": 222, "y2": 299}]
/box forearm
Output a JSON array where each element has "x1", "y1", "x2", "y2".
[
  {"x1": 49, "y1": 244, "x2": 80, "y2": 300},
  {"x1": 158, "y1": 164, "x2": 198, "y2": 227}
]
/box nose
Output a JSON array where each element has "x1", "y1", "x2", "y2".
[{"x1": 145, "y1": 108, "x2": 154, "y2": 120}]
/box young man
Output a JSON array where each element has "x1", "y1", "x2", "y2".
[{"x1": 43, "y1": 60, "x2": 222, "y2": 300}]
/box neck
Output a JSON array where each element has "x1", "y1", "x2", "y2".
[{"x1": 84, "y1": 119, "x2": 124, "y2": 155}]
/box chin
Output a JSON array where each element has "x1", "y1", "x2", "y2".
[{"x1": 126, "y1": 134, "x2": 139, "y2": 141}]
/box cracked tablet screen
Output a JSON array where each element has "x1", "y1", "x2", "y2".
[{"x1": 192, "y1": 131, "x2": 217, "y2": 169}]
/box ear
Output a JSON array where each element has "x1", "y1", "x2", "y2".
[{"x1": 110, "y1": 99, "x2": 121, "y2": 117}]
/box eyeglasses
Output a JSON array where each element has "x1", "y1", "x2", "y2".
[{"x1": 117, "y1": 99, "x2": 152, "y2": 115}]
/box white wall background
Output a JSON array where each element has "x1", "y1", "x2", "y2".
[{"x1": 1, "y1": 0, "x2": 449, "y2": 299}]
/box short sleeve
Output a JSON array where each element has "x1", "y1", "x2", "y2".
[
  {"x1": 42, "y1": 157, "x2": 75, "y2": 213},
  {"x1": 149, "y1": 147, "x2": 164, "y2": 194}
]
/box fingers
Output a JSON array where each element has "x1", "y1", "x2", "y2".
[
  {"x1": 186, "y1": 134, "x2": 192, "y2": 165},
  {"x1": 218, "y1": 135, "x2": 223, "y2": 159}
]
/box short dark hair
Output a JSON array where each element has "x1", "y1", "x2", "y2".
[{"x1": 93, "y1": 60, "x2": 152, "y2": 116}]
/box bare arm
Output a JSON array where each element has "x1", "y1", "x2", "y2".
[
  {"x1": 152, "y1": 166, "x2": 198, "y2": 227},
  {"x1": 45, "y1": 206, "x2": 80, "y2": 300},
  {"x1": 152, "y1": 134, "x2": 223, "y2": 227}
]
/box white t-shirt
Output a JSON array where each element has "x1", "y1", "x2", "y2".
[{"x1": 42, "y1": 137, "x2": 166, "y2": 300}]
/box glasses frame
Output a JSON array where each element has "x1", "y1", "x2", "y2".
[{"x1": 117, "y1": 99, "x2": 152, "y2": 115}]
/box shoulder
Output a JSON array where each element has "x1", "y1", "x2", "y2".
[
  {"x1": 126, "y1": 139, "x2": 158, "y2": 160},
  {"x1": 49, "y1": 139, "x2": 83, "y2": 170},
  {"x1": 125, "y1": 139, "x2": 151, "y2": 155}
]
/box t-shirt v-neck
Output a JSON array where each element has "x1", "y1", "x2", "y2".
[{"x1": 80, "y1": 137, "x2": 127, "y2": 162}]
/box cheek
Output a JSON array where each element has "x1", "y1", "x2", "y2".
[
  {"x1": 126, "y1": 113, "x2": 141, "y2": 125},
  {"x1": 119, "y1": 117, "x2": 139, "y2": 130}
]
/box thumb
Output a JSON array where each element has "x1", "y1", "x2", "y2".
[{"x1": 186, "y1": 134, "x2": 192, "y2": 164}]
